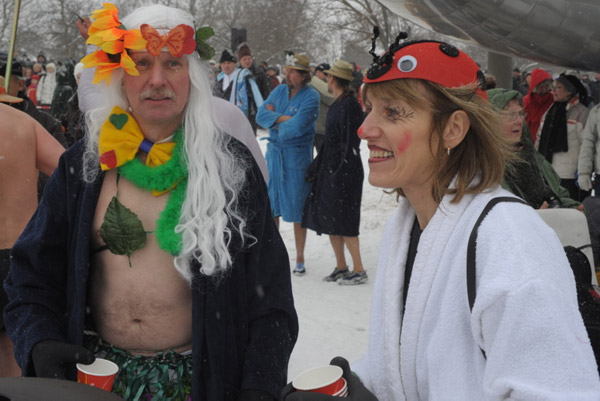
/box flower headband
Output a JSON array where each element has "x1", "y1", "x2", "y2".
[{"x1": 81, "y1": 3, "x2": 215, "y2": 85}]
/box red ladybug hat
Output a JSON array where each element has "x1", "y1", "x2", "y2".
[{"x1": 365, "y1": 30, "x2": 487, "y2": 100}]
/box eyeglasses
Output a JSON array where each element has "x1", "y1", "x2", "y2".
[{"x1": 502, "y1": 109, "x2": 526, "y2": 121}]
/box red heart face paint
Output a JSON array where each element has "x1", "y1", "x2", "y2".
[{"x1": 396, "y1": 131, "x2": 412, "y2": 155}]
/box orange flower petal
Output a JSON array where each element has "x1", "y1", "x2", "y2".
[
  {"x1": 123, "y1": 29, "x2": 147, "y2": 51},
  {"x1": 91, "y1": 3, "x2": 119, "y2": 23},
  {"x1": 81, "y1": 50, "x2": 120, "y2": 85},
  {"x1": 101, "y1": 40, "x2": 124, "y2": 54},
  {"x1": 95, "y1": 63, "x2": 121, "y2": 84},
  {"x1": 120, "y1": 52, "x2": 139, "y2": 76},
  {"x1": 81, "y1": 50, "x2": 109, "y2": 68},
  {"x1": 98, "y1": 27, "x2": 125, "y2": 42}
]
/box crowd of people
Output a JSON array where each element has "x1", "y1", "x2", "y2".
[
  {"x1": 1, "y1": 2, "x2": 600, "y2": 400},
  {"x1": 1, "y1": 53, "x2": 85, "y2": 148}
]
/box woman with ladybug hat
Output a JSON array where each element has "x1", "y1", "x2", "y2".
[{"x1": 282, "y1": 31, "x2": 600, "y2": 401}]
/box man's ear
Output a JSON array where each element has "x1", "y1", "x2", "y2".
[{"x1": 443, "y1": 110, "x2": 470, "y2": 151}]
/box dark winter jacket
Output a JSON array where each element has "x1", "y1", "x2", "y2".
[
  {"x1": 14, "y1": 93, "x2": 66, "y2": 147},
  {"x1": 4, "y1": 138, "x2": 298, "y2": 401},
  {"x1": 247, "y1": 63, "x2": 271, "y2": 101},
  {"x1": 302, "y1": 95, "x2": 364, "y2": 236},
  {"x1": 50, "y1": 66, "x2": 75, "y2": 120}
]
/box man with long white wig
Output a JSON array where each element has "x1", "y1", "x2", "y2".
[{"x1": 4, "y1": 4, "x2": 298, "y2": 400}]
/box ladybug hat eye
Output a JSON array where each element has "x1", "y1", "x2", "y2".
[{"x1": 398, "y1": 55, "x2": 417, "y2": 73}]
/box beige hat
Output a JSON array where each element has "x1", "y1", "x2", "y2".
[
  {"x1": 0, "y1": 77, "x2": 23, "y2": 104},
  {"x1": 284, "y1": 53, "x2": 310, "y2": 72},
  {"x1": 324, "y1": 60, "x2": 353, "y2": 81}
]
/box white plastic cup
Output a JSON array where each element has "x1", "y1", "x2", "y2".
[{"x1": 292, "y1": 365, "x2": 345, "y2": 395}]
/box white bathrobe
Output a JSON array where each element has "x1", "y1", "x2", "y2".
[{"x1": 353, "y1": 185, "x2": 600, "y2": 401}]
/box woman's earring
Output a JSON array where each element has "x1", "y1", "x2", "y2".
[
  {"x1": 128, "y1": 106, "x2": 133, "y2": 112},
  {"x1": 447, "y1": 147, "x2": 451, "y2": 156}
]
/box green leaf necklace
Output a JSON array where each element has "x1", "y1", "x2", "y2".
[{"x1": 99, "y1": 129, "x2": 187, "y2": 264}]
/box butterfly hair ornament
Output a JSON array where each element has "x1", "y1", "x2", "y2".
[
  {"x1": 81, "y1": 3, "x2": 216, "y2": 85},
  {"x1": 364, "y1": 26, "x2": 487, "y2": 99}
]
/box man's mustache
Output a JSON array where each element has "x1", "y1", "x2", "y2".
[{"x1": 139, "y1": 88, "x2": 176, "y2": 100}]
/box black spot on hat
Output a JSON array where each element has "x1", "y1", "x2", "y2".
[
  {"x1": 366, "y1": 63, "x2": 393, "y2": 80},
  {"x1": 439, "y1": 43, "x2": 459, "y2": 57},
  {"x1": 477, "y1": 70, "x2": 487, "y2": 90}
]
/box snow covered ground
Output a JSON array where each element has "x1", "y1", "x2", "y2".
[{"x1": 255, "y1": 129, "x2": 399, "y2": 380}]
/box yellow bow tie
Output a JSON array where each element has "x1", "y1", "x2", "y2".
[{"x1": 99, "y1": 106, "x2": 176, "y2": 170}]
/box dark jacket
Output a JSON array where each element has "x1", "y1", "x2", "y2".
[
  {"x1": 4, "y1": 139, "x2": 298, "y2": 401},
  {"x1": 247, "y1": 63, "x2": 271, "y2": 101},
  {"x1": 50, "y1": 67, "x2": 75, "y2": 120},
  {"x1": 14, "y1": 94, "x2": 67, "y2": 147},
  {"x1": 302, "y1": 95, "x2": 364, "y2": 236},
  {"x1": 64, "y1": 93, "x2": 85, "y2": 147}
]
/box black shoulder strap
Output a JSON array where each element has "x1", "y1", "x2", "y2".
[
  {"x1": 467, "y1": 196, "x2": 528, "y2": 358},
  {"x1": 467, "y1": 196, "x2": 529, "y2": 312}
]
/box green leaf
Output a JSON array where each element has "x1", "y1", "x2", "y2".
[
  {"x1": 196, "y1": 42, "x2": 215, "y2": 61},
  {"x1": 100, "y1": 196, "x2": 147, "y2": 266},
  {"x1": 195, "y1": 26, "x2": 214, "y2": 41},
  {"x1": 195, "y1": 26, "x2": 215, "y2": 60}
]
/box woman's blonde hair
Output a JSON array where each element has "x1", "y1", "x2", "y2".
[{"x1": 363, "y1": 78, "x2": 514, "y2": 203}]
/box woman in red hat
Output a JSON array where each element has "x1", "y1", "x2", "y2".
[{"x1": 283, "y1": 32, "x2": 600, "y2": 401}]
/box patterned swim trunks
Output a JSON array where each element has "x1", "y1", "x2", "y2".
[{"x1": 85, "y1": 333, "x2": 192, "y2": 401}]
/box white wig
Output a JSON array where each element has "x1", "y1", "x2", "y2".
[{"x1": 83, "y1": 5, "x2": 249, "y2": 282}]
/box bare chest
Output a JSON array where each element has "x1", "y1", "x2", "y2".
[{"x1": 89, "y1": 170, "x2": 192, "y2": 354}]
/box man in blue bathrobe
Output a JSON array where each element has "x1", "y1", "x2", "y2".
[{"x1": 257, "y1": 53, "x2": 320, "y2": 276}]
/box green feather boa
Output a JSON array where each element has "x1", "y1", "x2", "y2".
[{"x1": 118, "y1": 129, "x2": 187, "y2": 256}]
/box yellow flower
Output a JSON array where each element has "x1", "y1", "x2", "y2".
[{"x1": 82, "y1": 3, "x2": 146, "y2": 84}]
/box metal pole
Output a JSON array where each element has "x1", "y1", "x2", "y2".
[
  {"x1": 487, "y1": 51, "x2": 513, "y2": 90},
  {"x1": 5, "y1": 0, "x2": 22, "y2": 92}
]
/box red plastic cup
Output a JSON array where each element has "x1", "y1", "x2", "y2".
[
  {"x1": 76, "y1": 358, "x2": 119, "y2": 391},
  {"x1": 292, "y1": 365, "x2": 345, "y2": 395},
  {"x1": 332, "y1": 378, "x2": 348, "y2": 397}
]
